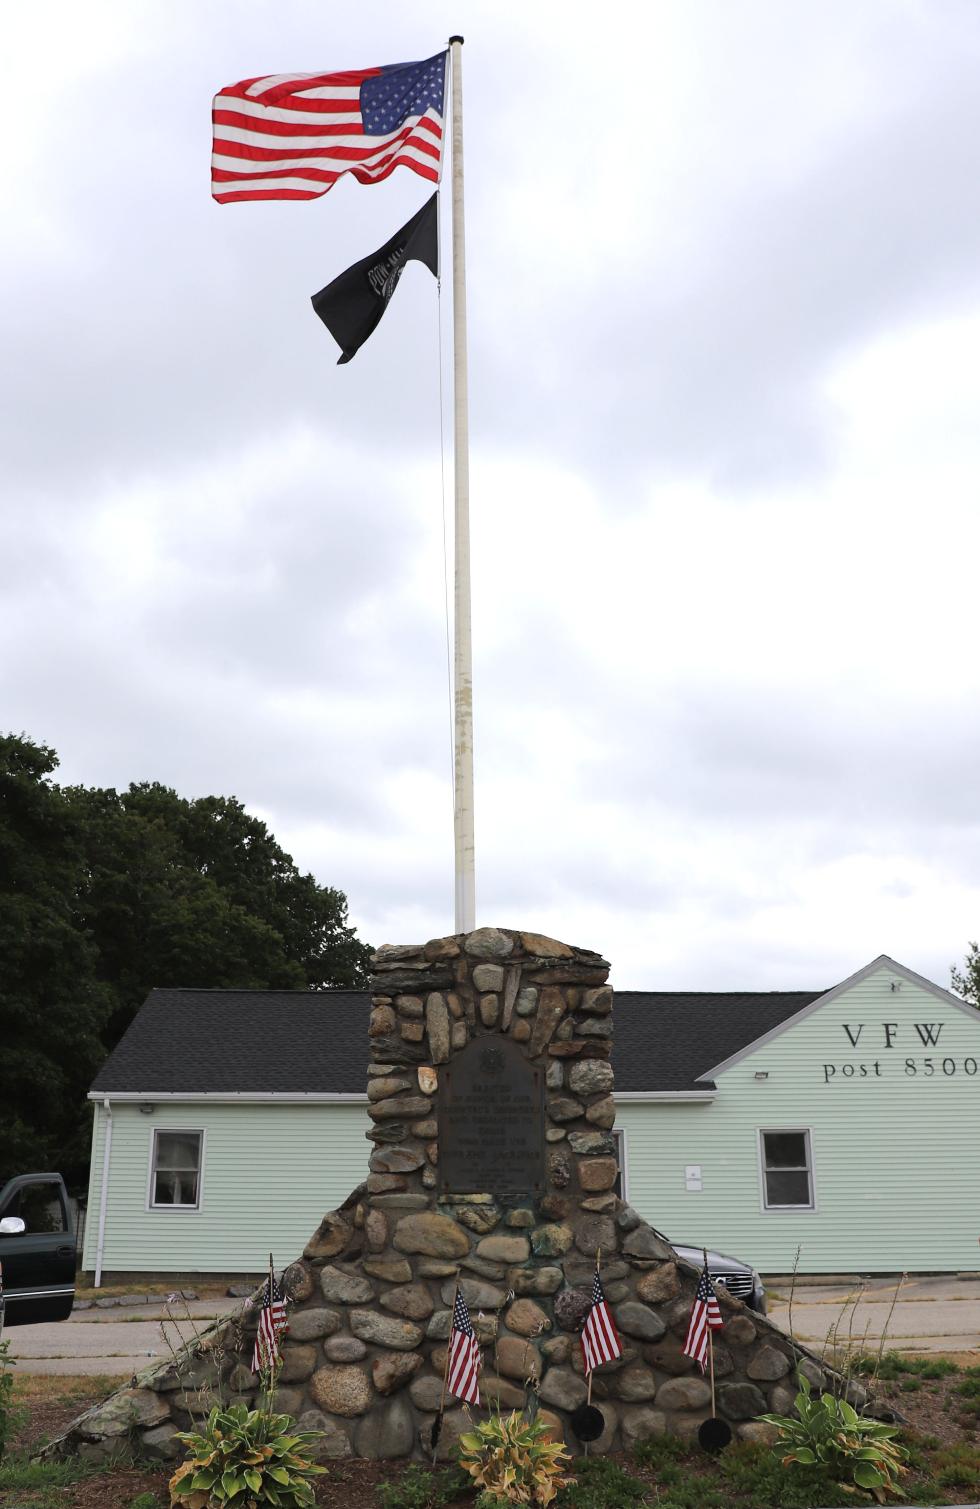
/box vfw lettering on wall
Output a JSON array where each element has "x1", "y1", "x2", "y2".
[{"x1": 823, "y1": 1022, "x2": 979, "y2": 1083}]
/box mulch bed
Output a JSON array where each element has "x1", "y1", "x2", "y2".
[{"x1": 4, "y1": 1370, "x2": 980, "y2": 1508}]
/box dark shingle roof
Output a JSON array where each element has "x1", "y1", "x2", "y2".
[
  {"x1": 90, "y1": 989, "x2": 371, "y2": 1095},
  {"x1": 612, "y1": 991, "x2": 823, "y2": 1091},
  {"x1": 91, "y1": 987, "x2": 826, "y2": 1096}
]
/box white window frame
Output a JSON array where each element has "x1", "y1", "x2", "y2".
[
  {"x1": 757, "y1": 1127, "x2": 816, "y2": 1212},
  {"x1": 146, "y1": 1127, "x2": 206, "y2": 1212},
  {"x1": 612, "y1": 1127, "x2": 630, "y2": 1203}
]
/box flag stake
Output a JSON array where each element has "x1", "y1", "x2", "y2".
[
  {"x1": 448, "y1": 34, "x2": 475, "y2": 935},
  {"x1": 704, "y1": 1248, "x2": 716, "y2": 1416},
  {"x1": 432, "y1": 1271, "x2": 460, "y2": 1462}
]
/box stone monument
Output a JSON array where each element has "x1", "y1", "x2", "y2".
[{"x1": 52, "y1": 928, "x2": 851, "y2": 1464}]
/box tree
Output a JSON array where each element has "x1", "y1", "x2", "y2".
[
  {"x1": 951, "y1": 944, "x2": 980, "y2": 1008},
  {"x1": 0, "y1": 735, "x2": 372, "y2": 1184}
]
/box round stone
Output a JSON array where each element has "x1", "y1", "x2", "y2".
[
  {"x1": 655, "y1": 1376, "x2": 712, "y2": 1411},
  {"x1": 475, "y1": 1234, "x2": 530, "y2": 1264},
  {"x1": 505, "y1": 1299, "x2": 551, "y2": 1337},
  {"x1": 548, "y1": 1152, "x2": 572, "y2": 1188},
  {"x1": 363, "y1": 1210, "x2": 388, "y2": 1254},
  {"x1": 621, "y1": 1227, "x2": 673, "y2": 1260},
  {"x1": 747, "y1": 1345, "x2": 792, "y2": 1381},
  {"x1": 553, "y1": 1287, "x2": 592, "y2": 1331},
  {"x1": 717, "y1": 1381, "x2": 768, "y2": 1419},
  {"x1": 495, "y1": 1335, "x2": 541, "y2": 1382},
  {"x1": 615, "y1": 1364, "x2": 658, "y2": 1401},
  {"x1": 372, "y1": 1350, "x2": 424, "y2": 1395},
  {"x1": 393, "y1": 1212, "x2": 470, "y2": 1258},
  {"x1": 508, "y1": 1266, "x2": 563, "y2": 1296},
  {"x1": 531, "y1": 1224, "x2": 574, "y2": 1258},
  {"x1": 367, "y1": 1075, "x2": 414, "y2": 1102},
  {"x1": 368, "y1": 1094, "x2": 432, "y2": 1121},
  {"x1": 309, "y1": 1365, "x2": 373, "y2": 1418},
  {"x1": 287, "y1": 1307, "x2": 343, "y2": 1342},
  {"x1": 457, "y1": 1204, "x2": 502, "y2": 1234},
  {"x1": 417, "y1": 1066, "x2": 438, "y2": 1095},
  {"x1": 620, "y1": 1406, "x2": 667, "y2": 1448},
  {"x1": 294, "y1": 1411, "x2": 353, "y2": 1460},
  {"x1": 615, "y1": 1302, "x2": 667, "y2": 1342},
  {"x1": 319, "y1": 1266, "x2": 375, "y2": 1305},
  {"x1": 282, "y1": 1262, "x2": 315, "y2": 1302},
  {"x1": 515, "y1": 987, "x2": 539, "y2": 1016},
  {"x1": 410, "y1": 1374, "x2": 445, "y2": 1411},
  {"x1": 578, "y1": 1158, "x2": 619, "y2": 1192},
  {"x1": 303, "y1": 1212, "x2": 354, "y2": 1263},
  {"x1": 568, "y1": 1060, "x2": 615, "y2": 1096},
  {"x1": 355, "y1": 1394, "x2": 415, "y2": 1459},
  {"x1": 369, "y1": 1145, "x2": 425, "y2": 1174},
  {"x1": 636, "y1": 1263, "x2": 682, "y2": 1306},
  {"x1": 472, "y1": 963, "x2": 505, "y2": 991},
  {"x1": 381, "y1": 1282, "x2": 435, "y2": 1321},
  {"x1": 539, "y1": 1366, "x2": 588, "y2": 1411},
  {"x1": 547, "y1": 1097, "x2": 584, "y2": 1124},
  {"x1": 574, "y1": 1215, "x2": 617, "y2": 1257},
  {"x1": 568, "y1": 1131, "x2": 616, "y2": 1156},
  {"x1": 363, "y1": 1258, "x2": 412, "y2": 1283},
  {"x1": 279, "y1": 1343, "x2": 317, "y2": 1382},
  {"x1": 584, "y1": 1095, "x2": 616, "y2": 1129},
  {"x1": 479, "y1": 993, "x2": 500, "y2": 1027},
  {"x1": 324, "y1": 1336, "x2": 368, "y2": 1362},
  {"x1": 463, "y1": 928, "x2": 514, "y2": 957},
  {"x1": 348, "y1": 1310, "x2": 426, "y2": 1350}
]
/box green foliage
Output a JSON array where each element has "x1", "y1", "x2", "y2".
[
  {"x1": 130, "y1": 1494, "x2": 165, "y2": 1509},
  {"x1": 951, "y1": 942, "x2": 980, "y2": 1007},
  {"x1": 0, "y1": 1452, "x2": 92, "y2": 1502},
  {"x1": 630, "y1": 1433, "x2": 691, "y2": 1469},
  {"x1": 376, "y1": 1464, "x2": 470, "y2": 1509},
  {"x1": 853, "y1": 1353, "x2": 959, "y2": 1383},
  {"x1": 0, "y1": 1340, "x2": 20, "y2": 1462},
  {"x1": 170, "y1": 1400, "x2": 326, "y2": 1508},
  {"x1": 0, "y1": 732, "x2": 371, "y2": 1183},
  {"x1": 933, "y1": 1443, "x2": 980, "y2": 1490},
  {"x1": 758, "y1": 1374, "x2": 910, "y2": 1502},
  {"x1": 456, "y1": 1411, "x2": 572, "y2": 1507},
  {"x1": 716, "y1": 1440, "x2": 854, "y2": 1508},
  {"x1": 557, "y1": 1455, "x2": 648, "y2": 1509}
]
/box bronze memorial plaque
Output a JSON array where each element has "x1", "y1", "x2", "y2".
[{"x1": 438, "y1": 1034, "x2": 545, "y2": 1199}]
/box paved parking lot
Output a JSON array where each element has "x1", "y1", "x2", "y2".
[
  {"x1": 6, "y1": 1277, "x2": 980, "y2": 1373},
  {"x1": 767, "y1": 1275, "x2": 980, "y2": 1355}
]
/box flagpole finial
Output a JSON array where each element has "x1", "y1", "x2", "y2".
[{"x1": 449, "y1": 34, "x2": 464, "y2": 44}]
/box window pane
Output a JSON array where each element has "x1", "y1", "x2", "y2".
[
  {"x1": 765, "y1": 1170, "x2": 811, "y2": 1207},
  {"x1": 155, "y1": 1133, "x2": 201, "y2": 1171},
  {"x1": 2, "y1": 1184, "x2": 66, "y2": 1232},
  {"x1": 763, "y1": 1132, "x2": 808, "y2": 1169},
  {"x1": 154, "y1": 1170, "x2": 199, "y2": 1206}
]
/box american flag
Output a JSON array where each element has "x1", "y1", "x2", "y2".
[
  {"x1": 251, "y1": 1271, "x2": 289, "y2": 1374},
  {"x1": 447, "y1": 1289, "x2": 481, "y2": 1406},
  {"x1": 581, "y1": 1264, "x2": 623, "y2": 1375},
  {"x1": 682, "y1": 1262, "x2": 724, "y2": 1373},
  {"x1": 212, "y1": 53, "x2": 446, "y2": 203}
]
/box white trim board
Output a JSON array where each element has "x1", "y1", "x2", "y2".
[
  {"x1": 88, "y1": 1091, "x2": 369, "y2": 1104},
  {"x1": 696, "y1": 954, "x2": 977, "y2": 1083}
]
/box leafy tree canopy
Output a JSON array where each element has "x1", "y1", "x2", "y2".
[
  {"x1": 951, "y1": 944, "x2": 980, "y2": 1008},
  {"x1": 0, "y1": 733, "x2": 372, "y2": 1184}
]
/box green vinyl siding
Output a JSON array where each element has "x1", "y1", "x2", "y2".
[
  {"x1": 618, "y1": 962, "x2": 980, "y2": 1274},
  {"x1": 83, "y1": 1100, "x2": 370, "y2": 1275}
]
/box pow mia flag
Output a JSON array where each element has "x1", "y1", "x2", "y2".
[{"x1": 311, "y1": 192, "x2": 439, "y2": 363}]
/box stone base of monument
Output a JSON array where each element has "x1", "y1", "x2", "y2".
[{"x1": 47, "y1": 930, "x2": 862, "y2": 1465}]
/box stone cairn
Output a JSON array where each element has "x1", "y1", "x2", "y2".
[{"x1": 52, "y1": 928, "x2": 854, "y2": 1465}]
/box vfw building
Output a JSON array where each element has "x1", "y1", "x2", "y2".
[{"x1": 84, "y1": 954, "x2": 980, "y2": 1280}]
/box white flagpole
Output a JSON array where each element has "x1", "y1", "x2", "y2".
[{"x1": 449, "y1": 35, "x2": 476, "y2": 934}]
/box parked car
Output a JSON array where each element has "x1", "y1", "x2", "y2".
[
  {"x1": 0, "y1": 1173, "x2": 76, "y2": 1326},
  {"x1": 671, "y1": 1241, "x2": 767, "y2": 1314}
]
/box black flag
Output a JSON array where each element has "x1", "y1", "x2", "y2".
[{"x1": 311, "y1": 192, "x2": 439, "y2": 364}]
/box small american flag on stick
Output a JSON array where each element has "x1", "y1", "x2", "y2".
[
  {"x1": 581, "y1": 1262, "x2": 623, "y2": 1375},
  {"x1": 682, "y1": 1261, "x2": 724, "y2": 1373},
  {"x1": 447, "y1": 1288, "x2": 481, "y2": 1405},
  {"x1": 252, "y1": 1265, "x2": 289, "y2": 1375}
]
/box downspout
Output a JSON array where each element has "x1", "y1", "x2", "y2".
[{"x1": 94, "y1": 1097, "x2": 113, "y2": 1289}]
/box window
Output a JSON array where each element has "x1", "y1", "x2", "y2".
[
  {"x1": 0, "y1": 1181, "x2": 68, "y2": 1233},
  {"x1": 612, "y1": 1129, "x2": 628, "y2": 1201},
  {"x1": 150, "y1": 1130, "x2": 203, "y2": 1208},
  {"x1": 760, "y1": 1129, "x2": 813, "y2": 1209}
]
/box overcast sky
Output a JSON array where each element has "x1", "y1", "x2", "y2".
[{"x1": 5, "y1": 1, "x2": 980, "y2": 992}]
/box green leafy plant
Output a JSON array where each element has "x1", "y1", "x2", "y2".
[
  {"x1": 131, "y1": 1494, "x2": 165, "y2": 1509},
  {"x1": 169, "y1": 1400, "x2": 325, "y2": 1507},
  {"x1": 757, "y1": 1374, "x2": 909, "y2": 1502},
  {"x1": 0, "y1": 1340, "x2": 19, "y2": 1462},
  {"x1": 557, "y1": 1455, "x2": 647, "y2": 1509},
  {"x1": 376, "y1": 1464, "x2": 470, "y2": 1509},
  {"x1": 457, "y1": 1411, "x2": 571, "y2": 1507}
]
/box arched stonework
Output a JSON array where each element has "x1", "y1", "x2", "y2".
[{"x1": 51, "y1": 929, "x2": 859, "y2": 1464}]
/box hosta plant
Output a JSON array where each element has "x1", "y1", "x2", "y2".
[
  {"x1": 456, "y1": 1410, "x2": 571, "y2": 1507},
  {"x1": 169, "y1": 1400, "x2": 326, "y2": 1508},
  {"x1": 757, "y1": 1373, "x2": 909, "y2": 1502}
]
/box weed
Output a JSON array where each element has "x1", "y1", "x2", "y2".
[
  {"x1": 954, "y1": 1374, "x2": 980, "y2": 1398},
  {"x1": 914, "y1": 1359, "x2": 958, "y2": 1379},
  {"x1": 0, "y1": 1340, "x2": 23, "y2": 1461},
  {"x1": 933, "y1": 1443, "x2": 980, "y2": 1490},
  {"x1": 630, "y1": 1434, "x2": 691, "y2": 1469},
  {"x1": 558, "y1": 1456, "x2": 648, "y2": 1509},
  {"x1": 377, "y1": 1464, "x2": 470, "y2": 1509},
  {"x1": 899, "y1": 1378, "x2": 922, "y2": 1392},
  {"x1": 719, "y1": 1441, "x2": 853, "y2": 1508},
  {"x1": 130, "y1": 1493, "x2": 164, "y2": 1509}
]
